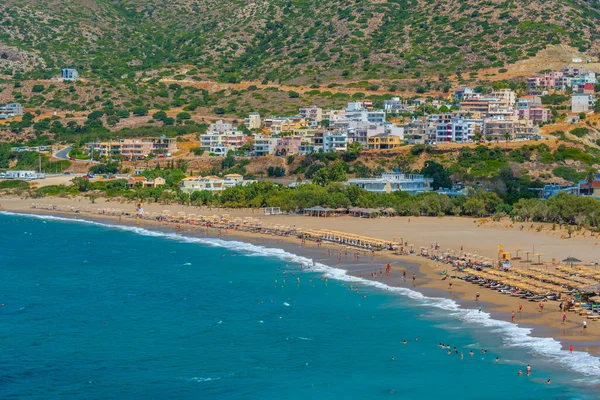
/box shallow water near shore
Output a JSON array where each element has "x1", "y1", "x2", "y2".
[{"x1": 0, "y1": 212, "x2": 598, "y2": 399}]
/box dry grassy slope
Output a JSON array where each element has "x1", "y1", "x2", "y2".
[{"x1": 2, "y1": 0, "x2": 600, "y2": 81}]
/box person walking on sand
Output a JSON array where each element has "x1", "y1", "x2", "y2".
[
  {"x1": 569, "y1": 344, "x2": 574, "y2": 353},
  {"x1": 539, "y1": 301, "x2": 544, "y2": 312},
  {"x1": 562, "y1": 313, "x2": 567, "y2": 324},
  {"x1": 512, "y1": 311, "x2": 515, "y2": 322},
  {"x1": 519, "y1": 303, "x2": 523, "y2": 313},
  {"x1": 476, "y1": 291, "x2": 480, "y2": 302},
  {"x1": 386, "y1": 263, "x2": 391, "y2": 276},
  {"x1": 583, "y1": 320, "x2": 587, "y2": 332},
  {"x1": 412, "y1": 273, "x2": 416, "y2": 284}
]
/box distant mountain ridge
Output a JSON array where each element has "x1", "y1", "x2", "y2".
[{"x1": 1, "y1": 0, "x2": 600, "y2": 82}]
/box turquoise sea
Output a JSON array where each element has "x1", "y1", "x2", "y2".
[{"x1": 1, "y1": 212, "x2": 599, "y2": 399}]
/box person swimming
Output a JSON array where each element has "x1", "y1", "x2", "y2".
[
  {"x1": 469, "y1": 350, "x2": 474, "y2": 357},
  {"x1": 402, "y1": 340, "x2": 407, "y2": 345}
]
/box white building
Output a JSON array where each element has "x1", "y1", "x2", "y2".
[
  {"x1": 244, "y1": 112, "x2": 261, "y2": 130},
  {"x1": 435, "y1": 117, "x2": 482, "y2": 143},
  {"x1": 347, "y1": 172, "x2": 432, "y2": 194},
  {"x1": 252, "y1": 135, "x2": 278, "y2": 156},
  {"x1": 323, "y1": 109, "x2": 346, "y2": 123},
  {"x1": 60, "y1": 68, "x2": 79, "y2": 81},
  {"x1": 313, "y1": 131, "x2": 348, "y2": 153},
  {"x1": 1, "y1": 170, "x2": 45, "y2": 180},
  {"x1": 383, "y1": 97, "x2": 405, "y2": 112},
  {"x1": 179, "y1": 174, "x2": 256, "y2": 194},
  {"x1": 209, "y1": 120, "x2": 234, "y2": 133},
  {"x1": 571, "y1": 94, "x2": 596, "y2": 113},
  {"x1": 0, "y1": 102, "x2": 23, "y2": 119},
  {"x1": 200, "y1": 131, "x2": 247, "y2": 156},
  {"x1": 490, "y1": 89, "x2": 516, "y2": 107},
  {"x1": 299, "y1": 106, "x2": 323, "y2": 122}
]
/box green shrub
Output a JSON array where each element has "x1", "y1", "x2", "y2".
[
  {"x1": 570, "y1": 127, "x2": 588, "y2": 137},
  {"x1": 552, "y1": 166, "x2": 585, "y2": 182},
  {"x1": 0, "y1": 180, "x2": 29, "y2": 190}
]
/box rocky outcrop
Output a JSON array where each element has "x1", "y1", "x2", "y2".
[{"x1": 0, "y1": 43, "x2": 45, "y2": 72}]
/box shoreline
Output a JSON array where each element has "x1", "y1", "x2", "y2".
[{"x1": 2, "y1": 200, "x2": 600, "y2": 357}]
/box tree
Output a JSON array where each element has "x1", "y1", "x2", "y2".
[
  {"x1": 153, "y1": 111, "x2": 167, "y2": 121},
  {"x1": 32, "y1": 84, "x2": 44, "y2": 93},
  {"x1": 132, "y1": 107, "x2": 148, "y2": 116},
  {"x1": 177, "y1": 112, "x2": 191, "y2": 120},
  {"x1": 72, "y1": 177, "x2": 91, "y2": 192},
  {"x1": 464, "y1": 198, "x2": 486, "y2": 217},
  {"x1": 221, "y1": 154, "x2": 235, "y2": 169},
  {"x1": 421, "y1": 161, "x2": 452, "y2": 190},
  {"x1": 288, "y1": 90, "x2": 300, "y2": 98}
]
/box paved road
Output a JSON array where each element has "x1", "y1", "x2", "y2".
[
  {"x1": 53, "y1": 146, "x2": 72, "y2": 160},
  {"x1": 53, "y1": 146, "x2": 98, "y2": 163}
]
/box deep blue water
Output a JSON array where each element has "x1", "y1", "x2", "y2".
[{"x1": 0, "y1": 213, "x2": 598, "y2": 399}]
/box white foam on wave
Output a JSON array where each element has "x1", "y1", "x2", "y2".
[
  {"x1": 189, "y1": 376, "x2": 220, "y2": 383},
  {"x1": 6, "y1": 210, "x2": 600, "y2": 378}
]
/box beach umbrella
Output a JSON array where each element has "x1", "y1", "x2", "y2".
[
  {"x1": 513, "y1": 248, "x2": 522, "y2": 260},
  {"x1": 563, "y1": 256, "x2": 582, "y2": 267}
]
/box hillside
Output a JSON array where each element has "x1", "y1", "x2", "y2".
[{"x1": 2, "y1": 0, "x2": 600, "y2": 83}]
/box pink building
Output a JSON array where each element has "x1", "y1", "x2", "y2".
[
  {"x1": 275, "y1": 136, "x2": 302, "y2": 156},
  {"x1": 517, "y1": 106, "x2": 550, "y2": 122}
]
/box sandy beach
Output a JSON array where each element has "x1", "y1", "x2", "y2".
[{"x1": 2, "y1": 195, "x2": 600, "y2": 356}]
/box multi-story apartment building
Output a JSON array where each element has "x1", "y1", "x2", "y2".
[
  {"x1": 244, "y1": 112, "x2": 261, "y2": 130},
  {"x1": 209, "y1": 120, "x2": 234, "y2": 133},
  {"x1": 571, "y1": 94, "x2": 596, "y2": 113},
  {"x1": 402, "y1": 119, "x2": 429, "y2": 144},
  {"x1": 460, "y1": 97, "x2": 501, "y2": 114},
  {"x1": 383, "y1": 97, "x2": 405, "y2": 112},
  {"x1": 367, "y1": 134, "x2": 403, "y2": 150},
  {"x1": 482, "y1": 117, "x2": 534, "y2": 141},
  {"x1": 313, "y1": 131, "x2": 348, "y2": 152},
  {"x1": 299, "y1": 106, "x2": 323, "y2": 122},
  {"x1": 275, "y1": 136, "x2": 302, "y2": 156},
  {"x1": 200, "y1": 131, "x2": 247, "y2": 155},
  {"x1": 252, "y1": 135, "x2": 278, "y2": 156},
  {"x1": 490, "y1": 89, "x2": 516, "y2": 107},
  {"x1": 0, "y1": 102, "x2": 23, "y2": 119},
  {"x1": 85, "y1": 137, "x2": 177, "y2": 160},
  {"x1": 517, "y1": 106, "x2": 550, "y2": 123},
  {"x1": 435, "y1": 117, "x2": 482, "y2": 143}
]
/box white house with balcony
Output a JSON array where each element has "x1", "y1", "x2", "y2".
[
  {"x1": 347, "y1": 172, "x2": 432, "y2": 194},
  {"x1": 179, "y1": 174, "x2": 256, "y2": 194},
  {"x1": 244, "y1": 112, "x2": 261, "y2": 130},
  {"x1": 252, "y1": 135, "x2": 278, "y2": 156},
  {"x1": 200, "y1": 131, "x2": 247, "y2": 156}
]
